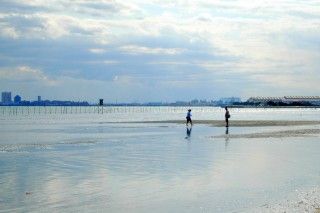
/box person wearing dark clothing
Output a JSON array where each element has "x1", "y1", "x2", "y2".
[
  {"x1": 186, "y1": 109, "x2": 192, "y2": 126},
  {"x1": 225, "y1": 107, "x2": 230, "y2": 127}
]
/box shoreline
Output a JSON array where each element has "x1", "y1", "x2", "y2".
[
  {"x1": 228, "y1": 105, "x2": 320, "y2": 108},
  {"x1": 133, "y1": 120, "x2": 320, "y2": 127}
]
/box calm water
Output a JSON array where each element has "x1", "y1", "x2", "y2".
[{"x1": 0, "y1": 107, "x2": 319, "y2": 212}]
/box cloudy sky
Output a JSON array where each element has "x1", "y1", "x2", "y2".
[{"x1": 0, "y1": 0, "x2": 319, "y2": 102}]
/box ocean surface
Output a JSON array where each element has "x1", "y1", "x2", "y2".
[{"x1": 0, "y1": 107, "x2": 319, "y2": 212}]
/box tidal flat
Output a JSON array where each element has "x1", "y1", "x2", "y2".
[{"x1": 0, "y1": 107, "x2": 319, "y2": 212}]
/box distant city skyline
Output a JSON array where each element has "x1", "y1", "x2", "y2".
[
  {"x1": 0, "y1": 1, "x2": 319, "y2": 102},
  {"x1": 1, "y1": 90, "x2": 320, "y2": 107},
  {"x1": 0, "y1": 90, "x2": 241, "y2": 104}
]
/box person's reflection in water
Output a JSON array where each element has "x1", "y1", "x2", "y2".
[
  {"x1": 185, "y1": 127, "x2": 192, "y2": 140},
  {"x1": 225, "y1": 127, "x2": 230, "y2": 149}
]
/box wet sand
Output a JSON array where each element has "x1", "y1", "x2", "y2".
[
  {"x1": 137, "y1": 120, "x2": 320, "y2": 127},
  {"x1": 134, "y1": 120, "x2": 320, "y2": 139},
  {"x1": 2, "y1": 108, "x2": 320, "y2": 212},
  {"x1": 214, "y1": 128, "x2": 320, "y2": 139}
]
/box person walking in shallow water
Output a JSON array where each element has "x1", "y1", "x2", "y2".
[
  {"x1": 186, "y1": 109, "x2": 192, "y2": 126},
  {"x1": 225, "y1": 107, "x2": 230, "y2": 127}
]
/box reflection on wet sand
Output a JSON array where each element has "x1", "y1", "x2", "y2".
[
  {"x1": 225, "y1": 127, "x2": 229, "y2": 149},
  {"x1": 1, "y1": 123, "x2": 320, "y2": 212},
  {"x1": 185, "y1": 127, "x2": 192, "y2": 140},
  {"x1": 1, "y1": 107, "x2": 320, "y2": 212}
]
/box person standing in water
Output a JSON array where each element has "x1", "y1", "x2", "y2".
[
  {"x1": 225, "y1": 107, "x2": 230, "y2": 127},
  {"x1": 186, "y1": 109, "x2": 192, "y2": 126}
]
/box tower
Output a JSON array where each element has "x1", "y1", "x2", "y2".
[{"x1": 1, "y1": 92, "x2": 12, "y2": 104}]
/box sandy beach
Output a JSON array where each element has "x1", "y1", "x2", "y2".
[
  {"x1": 214, "y1": 128, "x2": 320, "y2": 139},
  {"x1": 248, "y1": 187, "x2": 320, "y2": 212}
]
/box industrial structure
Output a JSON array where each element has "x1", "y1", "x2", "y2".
[{"x1": 247, "y1": 96, "x2": 320, "y2": 105}]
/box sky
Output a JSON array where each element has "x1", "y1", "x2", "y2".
[{"x1": 0, "y1": 0, "x2": 319, "y2": 103}]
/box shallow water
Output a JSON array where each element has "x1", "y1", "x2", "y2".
[
  {"x1": 0, "y1": 107, "x2": 319, "y2": 212},
  {"x1": 1, "y1": 106, "x2": 320, "y2": 122}
]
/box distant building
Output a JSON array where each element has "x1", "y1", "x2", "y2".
[
  {"x1": 219, "y1": 97, "x2": 241, "y2": 105},
  {"x1": 14, "y1": 95, "x2": 21, "y2": 104},
  {"x1": 1, "y1": 92, "x2": 12, "y2": 104},
  {"x1": 283, "y1": 96, "x2": 320, "y2": 102},
  {"x1": 190, "y1": 99, "x2": 199, "y2": 105},
  {"x1": 283, "y1": 96, "x2": 320, "y2": 104},
  {"x1": 247, "y1": 97, "x2": 282, "y2": 104},
  {"x1": 38, "y1": 96, "x2": 41, "y2": 102},
  {"x1": 247, "y1": 96, "x2": 320, "y2": 105}
]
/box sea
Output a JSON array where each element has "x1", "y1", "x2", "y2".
[{"x1": 0, "y1": 106, "x2": 319, "y2": 212}]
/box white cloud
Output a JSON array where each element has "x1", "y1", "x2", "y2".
[
  {"x1": 103, "y1": 60, "x2": 119, "y2": 64},
  {"x1": 89, "y1": 48, "x2": 106, "y2": 54},
  {"x1": 0, "y1": 26, "x2": 19, "y2": 39},
  {"x1": 0, "y1": 66, "x2": 57, "y2": 85},
  {"x1": 112, "y1": 75, "x2": 137, "y2": 84},
  {"x1": 119, "y1": 45, "x2": 185, "y2": 55},
  {"x1": 251, "y1": 72, "x2": 320, "y2": 90},
  {"x1": 0, "y1": 0, "x2": 319, "y2": 100}
]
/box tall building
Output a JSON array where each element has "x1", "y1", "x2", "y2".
[
  {"x1": 14, "y1": 95, "x2": 21, "y2": 104},
  {"x1": 1, "y1": 92, "x2": 12, "y2": 104},
  {"x1": 38, "y1": 96, "x2": 41, "y2": 102}
]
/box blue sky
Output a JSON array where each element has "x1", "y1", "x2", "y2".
[{"x1": 0, "y1": 0, "x2": 319, "y2": 102}]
